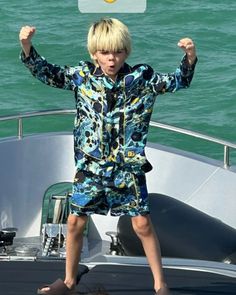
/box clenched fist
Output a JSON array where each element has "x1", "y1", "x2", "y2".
[
  {"x1": 177, "y1": 37, "x2": 196, "y2": 66},
  {"x1": 19, "y1": 26, "x2": 36, "y2": 57}
]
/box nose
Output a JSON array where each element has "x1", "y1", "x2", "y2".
[{"x1": 108, "y1": 52, "x2": 115, "y2": 60}]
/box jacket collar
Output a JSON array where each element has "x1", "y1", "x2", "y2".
[{"x1": 92, "y1": 62, "x2": 132, "y2": 78}]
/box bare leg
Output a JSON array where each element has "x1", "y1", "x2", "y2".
[
  {"x1": 39, "y1": 214, "x2": 87, "y2": 292},
  {"x1": 64, "y1": 214, "x2": 88, "y2": 289},
  {"x1": 131, "y1": 215, "x2": 167, "y2": 293}
]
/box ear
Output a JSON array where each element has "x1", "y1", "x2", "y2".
[
  {"x1": 92, "y1": 52, "x2": 98, "y2": 61},
  {"x1": 91, "y1": 53, "x2": 99, "y2": 66}
]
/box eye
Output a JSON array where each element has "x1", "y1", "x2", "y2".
[
  {"x1": 99, "y1": 50, "x2": 125, "y2": 54},
  {"x1": 100, "y1": 50, "x2": 109, "y2": 55},
  {"x1": 116, "y1": 49, "x2": 125, "y2": 54}
]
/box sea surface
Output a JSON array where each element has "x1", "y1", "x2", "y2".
[{"x1": 1, "y1": 0, "x2": 236, "y2": 164}]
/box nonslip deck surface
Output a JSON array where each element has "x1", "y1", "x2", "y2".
[{"x1": 0, "y1": 260, "x2": 236, "y2": 295}]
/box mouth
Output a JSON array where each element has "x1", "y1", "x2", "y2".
[{"x1": 108, "y1": 65, "x2": 116, "y2": 72}]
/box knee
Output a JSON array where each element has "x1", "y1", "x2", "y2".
[
  {"x1": 131, "y1": 215, "x2": 152, "y2": 237},
  {"x1": 67, "y1": 214, "x2": 88, "y2": 235}
]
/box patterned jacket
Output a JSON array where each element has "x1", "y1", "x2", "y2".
[{"x1": 21, "y1": 47, "x2": 197, "y2": 178}]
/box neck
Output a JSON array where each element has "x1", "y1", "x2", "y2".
[{"x1": 108, "y1": 74, "x2": 117, "y2": 82}]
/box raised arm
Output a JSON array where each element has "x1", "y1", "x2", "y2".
[
  {"x1": 19, "y1": 26, "x2": 81, "y2": 91},
  {"x1": 149, "y1": 37, "x2": 197, "y2": 94}
]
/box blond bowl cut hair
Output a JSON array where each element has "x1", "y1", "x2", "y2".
[{"x1": 87, "y1": 18, "x2": 131, "y2": 63}]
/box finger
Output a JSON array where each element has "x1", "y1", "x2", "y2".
[
  {"x1": 179, "y1": 37, "x2": 193, "y2": 43},
  {"x1": 178, "y1": 40, "x2": 195, "y2": 53},
  {"x1": 20, "y1": 26, "x2": 35, "y2": 33},
  {"x1": 19, "y1": 26, "x2": 36, "y2": 40}
]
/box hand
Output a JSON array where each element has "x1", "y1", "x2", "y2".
[
  {"x1": 177, "y1": 37, "x2": 196, "y2": 65},
  {"x1": 19, "y1": 26, "x2": 36, "y2": 57}
]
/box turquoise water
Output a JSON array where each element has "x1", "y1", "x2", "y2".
[{"x1": 1, "y1": 0, "x2": 236, "y2": 163}]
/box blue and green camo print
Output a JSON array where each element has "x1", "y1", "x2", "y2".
[
  {"x1": 21, "y1": 47, "x2": 197, "y2": 216},
  {"x1": 70, "y1": 170, "x2": 149, "y2": 216}
]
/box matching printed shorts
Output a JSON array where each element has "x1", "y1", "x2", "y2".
[{"x1": 70, "y1": 170, "x2": 150, "y2": 217}]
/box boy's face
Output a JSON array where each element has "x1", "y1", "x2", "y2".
[{"x1": 93, "y1": 49, "x2": 127, "y2": 81}]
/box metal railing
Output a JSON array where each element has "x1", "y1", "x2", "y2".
[
  {"x1": 1, "y1": 109, "x2": 236, "y2": 168},
  {"x1": 0, "y1": 109, "x2": 75, "y2": 140}
]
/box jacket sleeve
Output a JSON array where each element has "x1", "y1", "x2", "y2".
[
  {"x1": 20, "y1": 46, "x2": 80, "y2": 91},
  {"x1": 149, "y1": 54, "x2": 198, "y2": 94}
]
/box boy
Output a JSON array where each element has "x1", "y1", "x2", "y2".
[{"x1": 19, "y1": 18, "x2": 197, "y2": 295}]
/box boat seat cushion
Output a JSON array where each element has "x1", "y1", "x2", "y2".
[{"x1": 117, "y1": 193, "x2": 236, "y2": 263}]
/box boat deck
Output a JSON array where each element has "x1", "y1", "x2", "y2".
[{"x1": 1, "y1": 260, "x2": 236, "y2": 295}]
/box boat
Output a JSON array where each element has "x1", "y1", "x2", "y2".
[{"x1": 0, "y1": 109, "x2": 236, "y2": 294}]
